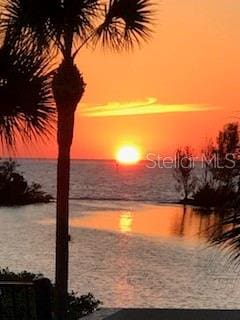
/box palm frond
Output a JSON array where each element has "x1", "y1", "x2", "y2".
[
  {"x1": 64, "y1": 0, "x2": 101, "y2": 42},
  {"x1": 0, "y1": 43, "x2": 55, "y2": 148},
  {"x1": 93, "y1": 0, "x2": 154, "y2": 51},
  {"x1": 0, "y1": 0, "x2": 101, "y2": 56},
  {"x1": 210, "y1": 211, "x2": 240, "y2": 266},
  {"x1": 0, "y1": 0, "x2": 61, "y2": 53}
]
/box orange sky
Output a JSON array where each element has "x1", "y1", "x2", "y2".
[{"x1": 10, "y1": 0, "x2": 240, "y2": 159}]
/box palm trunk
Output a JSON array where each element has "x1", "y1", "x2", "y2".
[
  {"x1": 53, "y1": 57, "x2": 85, "y2": 320},
  {"x1": 55, "y1": 109, "x2": 75, "y2": 320}
]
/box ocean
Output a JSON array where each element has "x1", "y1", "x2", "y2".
[
  {"x1": 17, "y1": 159, "x2": 179, "y2": 203},
  {"x1": 0, "y1": 159, "x2": 240, "y2": 308}
]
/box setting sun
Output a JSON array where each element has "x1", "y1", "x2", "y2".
[{"x1": 116, "y1": 146, "x2": 141, "y2": 164}]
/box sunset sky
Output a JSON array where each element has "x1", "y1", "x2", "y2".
[{"x1": 14, "y1": 0, "x2": 240, "y2": 159}]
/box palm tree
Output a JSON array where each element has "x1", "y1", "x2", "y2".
[
  {"x1": 0, "y1": 40, "x2": 55, "y2": 147},
  {"x1": 0, "y1": 1, "x2": 154, "y2": 318},
  {"x1": 210, "y1": 210, "x2": 240, "y2": 264}
]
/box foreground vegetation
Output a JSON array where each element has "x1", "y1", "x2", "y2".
[
  {"x1": 0, "y1": 268, "x2": 101, "y2": 319},
  {"x1": 0, "y1": 159, "x2": 52, "y2": 206}
]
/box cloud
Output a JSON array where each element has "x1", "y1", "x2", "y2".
[{"x1": 80, "y1": 97, "x2": 219, "y2": 117}]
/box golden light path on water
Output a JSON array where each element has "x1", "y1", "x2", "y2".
[
  {"x1": 119, "y1": 212, "x2": 133, "y2": 234},
  {"x1": 40, "y1": 204, "x2": 224, "y2": 243}
]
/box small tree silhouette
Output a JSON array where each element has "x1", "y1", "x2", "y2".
[{"x1": 174, "y1": 146, "x2": 197, "y2": 201}]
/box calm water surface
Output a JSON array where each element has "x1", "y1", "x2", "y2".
[
  {"x1": 0, "y1": 160, "x2": 240, "y2": 308},
  {"x1": 0, "y1": 200, "x2": 240, "y2": 308}
]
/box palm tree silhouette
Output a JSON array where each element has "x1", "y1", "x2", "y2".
[
  {"x1": 0, "y1": 39, "x2": 55, "y2": 147},
  {"x1": 0, "y1": 1, "x2": 154, "y2": 318}
]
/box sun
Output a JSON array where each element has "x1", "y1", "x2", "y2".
[{"x1": 116, "y1": 146, "x2": 141, "y2": 165}]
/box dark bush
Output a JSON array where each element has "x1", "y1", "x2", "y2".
[
  {"x1": 68, "y1": 292, "x2": 102, "y2": 319},
  {"x1": 192, "y1": 183, "x2": 237, "y2": 208},
  {"x1": 0, "y1": 160, "x2": 52, "y2": 205},
  {"x1": 0, "y1": 268, "x2": 42, "y2": 281},
  {"x1": 0, "y1": 268, "x2": 101, "y2": 319}
]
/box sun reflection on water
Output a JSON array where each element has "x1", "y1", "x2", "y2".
[
  {"x1": 119, "y1": 212, "x2": 133, "y2": 233},
  {"x1": 39, "y1": 205, "x2": 229, "y2": 244}
]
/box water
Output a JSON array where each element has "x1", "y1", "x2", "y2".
[
  {"x1": 1, "y1": 159, "x2": 240, "y2": 308},
  {"x1": 17, "y1": 159, "x2": 179, "y2": 202}
]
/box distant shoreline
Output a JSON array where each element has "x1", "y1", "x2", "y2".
[
  {"x1": 52, "y1": 197, "x2": 182, "y2": 205},
  {"x1": 64, "y1": 198, "x2": 218, "y2": 211}
]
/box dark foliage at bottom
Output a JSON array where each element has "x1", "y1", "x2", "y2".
[{"x1": 0, "y1": 268, "x2": 101, "y2": 319}]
